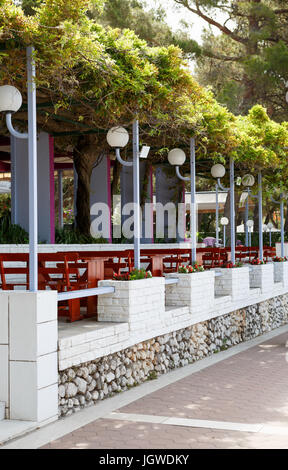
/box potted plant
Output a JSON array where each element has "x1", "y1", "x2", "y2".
[
  {"x1": 165, "y1": 263, "x2": 215, "y2": 315},
  {"x1": 215, "y1": 262, "x2": 250, "y2": 301},
  {"x1": 250, "y1": 258, "x2": 266, "y2": 265},
  {"x1": 178, "y1": 264, "x2": 205, "y2": 273},
  {"x1": 249, "y1": 259, "x2": 274, "y2": 293},
  {"x1": 273, "y1": 257, "x2": 288, "y2": 286},
  {"x1": 98, "y1": 269, "x2": 165, "y2": 331}
]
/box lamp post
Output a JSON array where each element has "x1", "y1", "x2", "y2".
[
  {"x1": 0, "y1": 46, "x2": 38, "y2": 291},
  {"x1": 270, "y1": 193, "x2": 287, "y2": 257},
  {"x1": 211, "y1": 159, "x2": 236, "y2": 264},
  {"x1": 167, "y1": 138, "x2": 197, "y2": 264},
  {"x1": 220, "y1": 217, "x2": 229, "y2": 248},
  {"x1": 267, "y1": 222, "x2": 273, "y2": 247},
  {"x1": 241, "y1": 174, "x2": 255, "y2": 247},
  {"x1": 58, "y1": 170, "x2": 64, "y2": 229},
  {"x1": 241, "y1": 173, "x2": 263, "y2": 261},
  {"x1": 247, "y1": 219, "x2": 254, "y2": 247},
  {"x1": 262, "y1": 223, "x2": 267, "y2": 246},
  {"x1": 107, "y1": 122, "x2": 150, "y2": 269},
  {"x1": 211, "y1": 164, "x2": 225, "y2": 247}
]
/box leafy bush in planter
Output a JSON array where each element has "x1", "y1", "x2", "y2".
[
  {"x1": 250, "y1": 258, "x2": 267, "y2": 265},
  {"x1": 222, "y1": 262, "x2": 244, "y2": 269},
  {"x1": 178, "y1": 264, "x2": 204, "y2": 273},
  {"x1": 113, "y1": 269, "x2": 152, "y2": 281},
  {"x1": 273, "y1": 256, "x2": 288, "y2": 262}
]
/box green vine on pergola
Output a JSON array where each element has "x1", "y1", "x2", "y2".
[{"x1": 0, "y1": 0, "x2": 288, "y2": 234}]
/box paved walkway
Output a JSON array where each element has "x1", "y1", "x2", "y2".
[{"x1": 4, "y1": 327, "x2": 288, "y2": 449}]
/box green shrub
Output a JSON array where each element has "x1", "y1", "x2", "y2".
[
  {"x1": 0, "y1": 216, "x2": 29, "y2": 244},
  {"x1": 113, "y1": 268, "x2": 152, "y2": 281},
  {"x1": 55, "y1": 226, "x2": 108, "y2": 244}
]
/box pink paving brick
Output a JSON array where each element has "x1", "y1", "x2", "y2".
[{"x1": 43, "y1": 332, "x2": 288, "y2": 449}]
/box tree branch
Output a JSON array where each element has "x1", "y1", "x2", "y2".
[
  {"x1": 202, "y1": 49, "x2": 246, "y2": 62},
  {"x1": 174, "y1": 0, "x2": 248, "y2": 45}
]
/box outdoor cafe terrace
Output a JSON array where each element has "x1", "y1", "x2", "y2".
[
  {"x1": 1, "y1": 117, "x2": 288, "y2": 430},
  {"x1": 1, "y1": 44, "x2": 288, "y2": 441}
]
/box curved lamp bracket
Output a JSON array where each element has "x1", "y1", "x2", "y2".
[
  {"x1": 247, "y1": 187, "x2": 259, "y2": 201},
  {"x1": 217, "y1": 178, "x2": 229, "y2": 192},
  {"x1": 176, "y1": 166, "x2": 189, "y2": 182},
  {"x1": 270, "y1": 193, "x2": 286, "y2": 205},
  {"x1": 6, "y1": 113, "x2": 28, "y2": 140},
  {"x1": 115, "y1": 148, "x2": 133, "y2": 167}
]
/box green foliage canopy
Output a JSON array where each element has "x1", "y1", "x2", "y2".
[
  {"x1": 0, "y1": 0, "x2": 287, "y2": 180},
  {"x1": 0, "y1": 0, "x2": 236, "y2": 161}
]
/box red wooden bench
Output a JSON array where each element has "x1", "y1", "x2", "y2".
[
  {"x1": 202, "y1": 248, "x2": 228, "y2": 269},
  {"x1": 0, "y1": 253, "x2": 87, "y2": 322}
]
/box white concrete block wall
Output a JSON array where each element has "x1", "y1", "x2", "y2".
[
  {"x1": 0, "y1": 242, "x2": 201, "y2": 254},
  {"x1": 58, "y1": 270, "x2": 288, "y2": 371},
  {"x1": 274, "y1": 262, "x2": 288, "y2": 286},
  {"x1": 249, "y1": 263, "x2": 275, "y2": 294},
  {"x1": 276, "y1": 243, "x2": 288, "y2": 257},
  {"x1": 98, "y1": 277, "x2": 165, "y2": 333},
  {"x1": 0, "y1": 293, "x2": 9, "y2": 418},
  {"x1": 164, "y1": 271, "x2": 215, "y2": 316},
  {"x1": 214, "y1": 267, "x2": 250, "y2": 301},
  {"x1": 0, "y1": 291, "x2": 58, "y2": 423}
]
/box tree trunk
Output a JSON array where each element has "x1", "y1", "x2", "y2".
[
  {"x1": 140, "y1": 162, "x2": 153, "y2": 208},
  {"x1": 73, "y1": 135, "x2": 104, "y2": 236},
  {"x1": 111, "y1": 159, "x2": 121, "y2": 197},
  {"x1": 285, "y1": 206, "x2": 288, "y2": 232},
  {"x1": 223, "y1": 189, "x2": 241, "y2": 245},
  {"x1": 253, "y1": 202, "x2": 259, "y2": 232},
  {"x1": 224, "y1": 189, "x2": 231, "y2": 243},
  {"x1": 241, "y1": 1, "x2": 261, "y2": 112}
]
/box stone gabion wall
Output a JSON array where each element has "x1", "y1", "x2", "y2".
[{"x1": 58, "y1": 294, "x2": 288, "y2": 418}]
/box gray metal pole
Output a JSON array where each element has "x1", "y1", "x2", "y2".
[
  {"x1": 258, "y1": 172, "x2": 263, "y2": 261},
  {"x1": 190, "y1": 138, "x2": 197, "y2": 264},
  {"x1": 223, "y1": 225, "x2": 226, "y2": 248},
  {"x1": 245, "y1": 195, "x2": 249, "y2": 247},
  {"x1": 280, "y1": 197, "x2": 284, "y2": 257},
  {"x1": 27, "y1": 46, "x2": 38, "y2": 292},
  {"x1": 269, "y1": 230, "x2": 272, "y2": 247},
  {"x1": 58, "y1": 170, "x2": 64, "y2": 229},
  {"x1": 73, "y1": 164, "x2": 78, "y2": 227},
  {"x1": 230, "y1": 158, "x2": 235, "y2": 264},
  {"x1": 133, "y1": 120, "x2": 140, "y2": 270},
  {"x1": 215, "y1": 183, "x2": 219, "y2": 247}
]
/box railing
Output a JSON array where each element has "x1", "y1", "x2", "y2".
[
  {"x1": 165, "y1": 278, "x2": 179, "y2": 285},
  {"x1": 56, "y1": 279, "x2": 178, "y2": 303},
  {"x1": 57, "y1": 286, "x2": 115, "y2": 302}
]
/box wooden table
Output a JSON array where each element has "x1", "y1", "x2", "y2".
[{"x1": 77, "y1": 255, "x2": 109, "y2": 317}]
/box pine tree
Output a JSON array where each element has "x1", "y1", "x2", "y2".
[{"x1": 173, "y1": 0, "x2": 288, "y2": 119}]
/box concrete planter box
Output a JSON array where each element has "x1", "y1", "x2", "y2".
[
  {"x1": 249, "y1": 263, "x2": 274, "y2": 293},
  {"x1": 98, "y1": 277, "x2": 165, "y2": 332},
  {"x1": 164, "y1": 271, "x2": 215, "y2": 315},
  {"x1": 215, "y1": 266, "x2": 250, "y2": 301},
  {"x1": 273, "y1": 261, "x2": 288, "y2": 286},
  {"x1": 0, "y1": 291, "x2": 58, "y2": 423}
]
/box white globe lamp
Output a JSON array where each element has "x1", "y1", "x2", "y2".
[
  {"x1": 0, "y1": 85, "x2": 22, "y2": 113},
  {"x1": 220, "y1": 217, "x2": 229, "y2": 226},
  {"x1": 247, "y1": 220, "x2": 254, "y2": 228},
  {"x1": 168, "y1": 148, "x2": 186, "y2": 166},
  {"x1": 107, "y1": 127, "x2": 129, "y2": 148},
  {"x1": 242, "y1": 174, "x2": 255, "y2": 188},
  {"x1": 211, "y1": 163, "x2": 226, "y2": 179}
]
